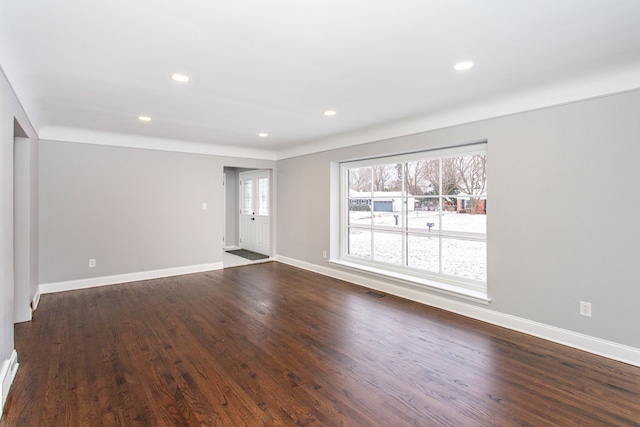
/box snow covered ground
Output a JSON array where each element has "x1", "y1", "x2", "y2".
[
  {"x1": 350, "y1": 210, "x2": 486, "y2": 233},
  {"x1": 348, "y1": 211, "x2": 486, "y2": 282}
]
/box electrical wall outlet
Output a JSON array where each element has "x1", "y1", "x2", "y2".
[
  {"x1": 89, "y1": 258, "x2": 96, "y2": 268},
  {"x1": 322, "y1": 250, "x2": 327, "y2": 259},
  {"x1": 580, "y1": 301, "x2": 592, "y2": 317}
]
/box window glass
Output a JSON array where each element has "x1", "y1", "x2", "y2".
[
  {"x1": 341, "y1": 143, "x2": 487, "y2": 291},
  {"x1": 348, "y1": 199, "x2": 371, "y2": 226},
  {"x1": 348, "y1": 229, "x2": 371, "y2": 258},
  {"x1": 372, "y1": 231, "x2": 403, "y2": 265},
  {"x1": 407, "y1": 234, "x2": 440, "y2": 272},
  {"x1": 349, "y1": 167, "x2": 371, "y2": 192},
  {"x1": 243, "y1": 180, "x2": 253, "y2": 214},
  {"x1": 258, "y1": 177, "x2": 269, "y2": 216},
  {"x1": 405, "y1": 160, "x2": 439, "y2": 195},
  {"x1": 441, "y1": 239, "x2": 486, "y2": 282},
  {"x1": 409, "y1": 197, "x2": 440, "y2": 231},
  {"x1": 372, "y1": 203, "x2": 403, "y2": 228}
]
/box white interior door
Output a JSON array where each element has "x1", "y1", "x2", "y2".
[{"x1": 239, "y1": 170, "x2": 270, "y2": 255}]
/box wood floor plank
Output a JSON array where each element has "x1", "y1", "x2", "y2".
[{"x1": 2, "y1": 262, "x2": 640, "y2": 426}]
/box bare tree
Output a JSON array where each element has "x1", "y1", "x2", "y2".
[
  {"x1": 451, "y1": 155, "x2": 487, "y2": 214},
  {"x1": 348, "y1": 167, "x2": 372, "y2": 192},
  {"x1": 419, "y1": 159, "x2": 459, "y2": 195},
  {"x1": 372, "y1": 165, "x2": 394, "y2": 191},
  {"x1": 439, "y1": 158, "x2": 459, "y2": 195},
  {"x1": 404, "y1": 161, "x2": 427, "y2": 195},
  {"x1": 392, "y1": 163, "x2": 403, "y2": 191}
]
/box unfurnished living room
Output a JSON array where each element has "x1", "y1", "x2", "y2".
[{"x1": 1, "y1": 1, "x2": 640, "y2": 426}]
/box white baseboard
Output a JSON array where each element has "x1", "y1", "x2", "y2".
[
  {"x1": 1, "y1": 350, "x2": 19, "y2": 418},
  {"x1": 275, "y1": 254, "x2": 640, "y2": 368},
  {"x1": 39, "y1": 262, "x2": 224, "y2": 295}
]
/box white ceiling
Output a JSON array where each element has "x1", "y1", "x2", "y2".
[{"x1": 1, "y1": 0, "x2": 640, "y2": 159}]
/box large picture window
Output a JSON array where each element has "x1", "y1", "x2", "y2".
[{"x1": 340, "y1": 143, "x2": 487, "y2": 297}]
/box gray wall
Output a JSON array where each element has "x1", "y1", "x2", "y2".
[
  {"x1": 276, "y1": 89, "x2": 640, "y2": 349},
  {"x1": 0, "y1": 70, "x2": 15, "y2": 380},
  {"x1": 39, "y1": 140, "x2": 274, "y2": 284},
  {"x1": 223, "y1": 167, "x2": 239, "y2": 248},
  {"x1": 13, "y1": 136, "x2": 38, "y2": 322},
  {"x1": 0, "y1": 67, "x2": 38, "y2": 386}
]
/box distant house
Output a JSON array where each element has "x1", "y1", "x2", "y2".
[
  {"x1": 349, "y1": 190, "x2": 487, "y2": 214},
  {"x1": 456, "y1": 192, "x2": 487, "y2": 214},
  {"x1": 349, "y1": 190, "x2": 416, "y2": 213}
]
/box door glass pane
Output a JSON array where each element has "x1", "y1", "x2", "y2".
[
  {"x1": 243, "y1": 180, "x2": 253, "y2": 214},
  {"x1": 258, "y1": 177, "x2": 269, "y2": 216}
]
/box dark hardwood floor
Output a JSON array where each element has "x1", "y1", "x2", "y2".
[{"x1": 2, "y1": 262, "x2": 639, "y2": 426}]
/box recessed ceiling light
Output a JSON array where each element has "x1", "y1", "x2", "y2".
[
  {"x1": 258, "y1": 133, "x2": 269, "y2": 137},
  {"x1": 138, "y1": 116, "x2": 151, "y2": 122},
  {"x1": 324, "y1": 110, "x2": 337, "y2": 116},
  {"x1": 454, "y1": 61, "x2": 474, "y2": 71},
  {"x1": 170, "y1": 74, "x2": 191, "y2": 83}
]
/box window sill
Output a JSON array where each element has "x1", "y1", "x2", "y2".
[{"x1": 329, "y1": 259, "x2": 491, "y2": 305}]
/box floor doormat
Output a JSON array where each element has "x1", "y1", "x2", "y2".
[{"x1": 226, "y1": 249, "x2": 270, "y2": 261}]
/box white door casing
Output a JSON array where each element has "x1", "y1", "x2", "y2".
[{"x1": 239, "y1": 170, "x2": 270, "y2": 255}]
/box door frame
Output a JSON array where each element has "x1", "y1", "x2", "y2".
[{"x1": 238, "y1": 169, "x2": 272, "y2": 256}]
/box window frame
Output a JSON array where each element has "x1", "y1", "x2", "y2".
[{"x1": 336, "y1": 142, "x2": 488, "y2": 301}]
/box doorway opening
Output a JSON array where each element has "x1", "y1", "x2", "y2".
[{"x1": 223, "y1": 167, "x2": 272, "y2": 268}]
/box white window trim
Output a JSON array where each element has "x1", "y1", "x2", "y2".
[
  {"x1": 329, "y1": 259, "x2": 491, "y2": 304},
  {"x1": 338, "y1": 142, "x2": 488, "y2": 302}
]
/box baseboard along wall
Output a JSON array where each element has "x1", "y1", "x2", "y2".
[
  {"x1": 35, "y1": 256, "x2": 640, "y2": 368},
  {"x1": 275, "y1": 255, "x2": 640, "y2": 368},
  {"x1": 39, "y1": 262, "x2": 224, "y2": 295},
  {"x1": 0, "y1": 350, "x2": 19, "y2": 419}
]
